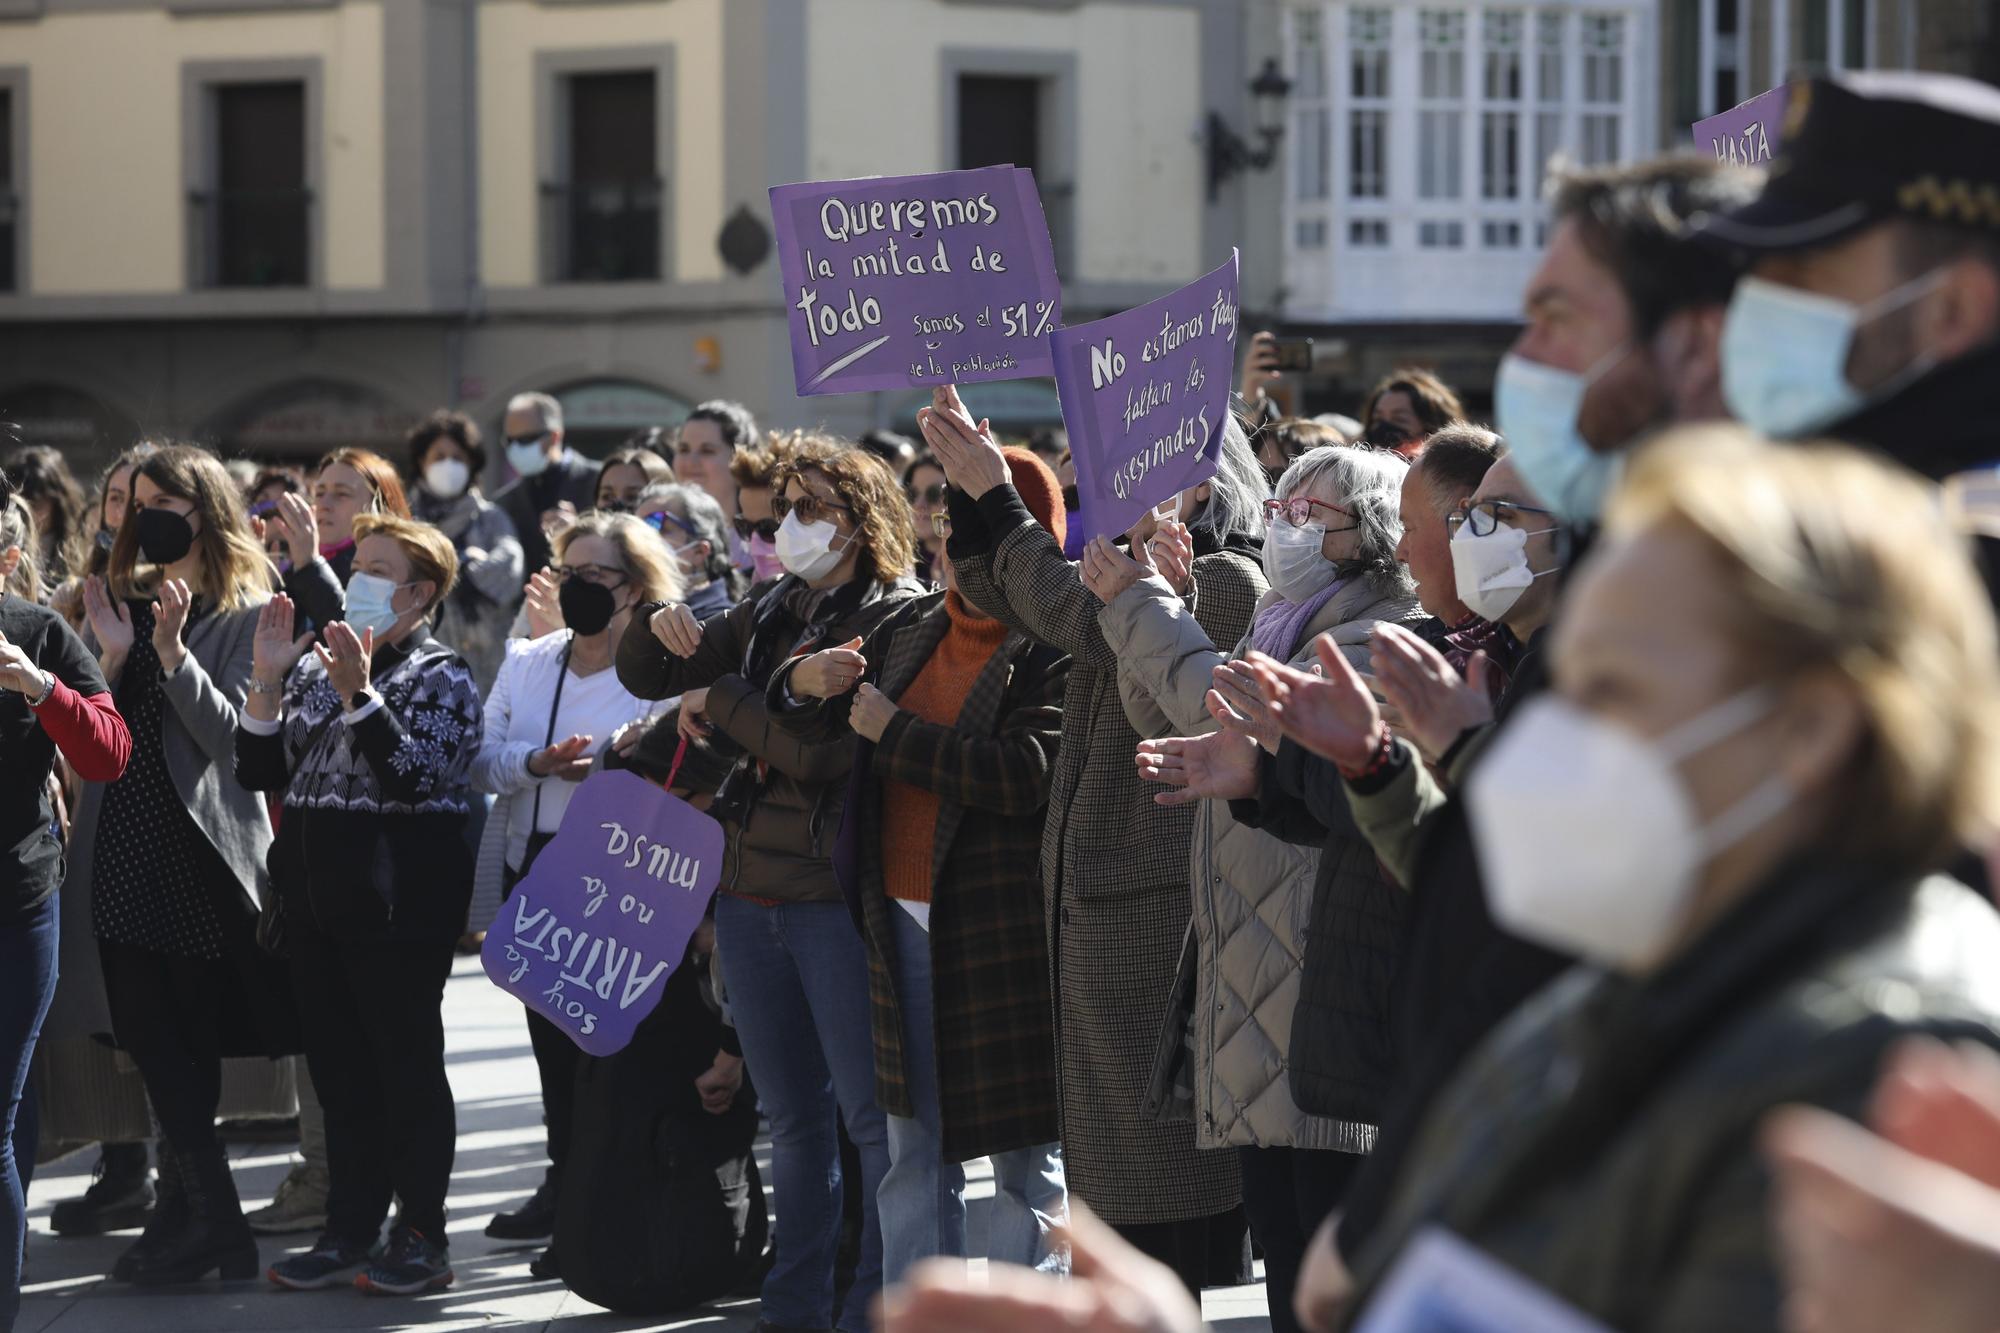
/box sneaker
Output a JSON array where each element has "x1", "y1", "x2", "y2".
[
  {"x1": 51, "y1": 1145, "x2": 155, "y2": 1236},
  {"x1": 268, "y1": 1233, "x2": 371, "y2": 1291},
  {"x1": 246, "y1": 1164, "x2": 329, "y2": 1235},
  {"x1": 356, "y1": 1226, "x2": 453, "y2": 1296}
]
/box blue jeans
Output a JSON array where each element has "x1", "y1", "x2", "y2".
[
  {"x1": 878, "y1": 906, "x2": 1066, "y2": 1285},
  {"x1": 714, "y1": 895, "x2": 886, "y2": 1332},
  {"x1": 1, "y1": 893, "x2": 58, "y2": 1333}
]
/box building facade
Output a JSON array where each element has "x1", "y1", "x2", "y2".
[
  {"x1": 0, "y1": 0, "x2": 1261, "y2": 474},
  {"x1": 1261, "y1": 0, "x2": 1998, "y2": 421}
]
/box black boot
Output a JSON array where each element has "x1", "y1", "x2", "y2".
[
  {"x1": 112, "y1": 1143, "x2": 190, "y2": 1282},
  {"x1": 52, "y1": 1141, "x2": 155, "y2": 1236},
  {"x1": 124, "y1": 1145, "x2": 258, "y2": 1285},
  {"x1": 485, "y1": 1168, "x2": 558, "y2": 1242}
]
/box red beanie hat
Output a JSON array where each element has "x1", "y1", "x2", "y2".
[{"x1": 1001, "y1": 446, "x2": 1066, "y2": 552}]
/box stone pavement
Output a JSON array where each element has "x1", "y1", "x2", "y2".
[{"x1": 20, "y1": 955, "x2": 1275, "y2": 1332}]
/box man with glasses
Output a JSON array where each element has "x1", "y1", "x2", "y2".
[{"x1": 493, "y1": 392, "x2": 600, "y2": 577}]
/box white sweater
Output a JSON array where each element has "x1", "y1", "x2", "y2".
[{"x1": 470, "y1": 631, "x2": 663, "y2": 872}]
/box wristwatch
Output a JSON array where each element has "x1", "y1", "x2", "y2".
[
  {"x1": 347, "y1": 688, "x2": 374, "y2": 713},
  {"x1": 25, "y1": 672, "x2": 55, "y2": 709}
]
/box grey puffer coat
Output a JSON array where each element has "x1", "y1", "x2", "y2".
[{"x1": 1101, "y1": 572, "x2": 1423, "y2": 1152}]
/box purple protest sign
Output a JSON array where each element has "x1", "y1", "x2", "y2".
[
  {"x1": 1053, "y1": 252, "x2": 1240, "y2": 542},
  {"x1": 481, "y1": 769, "x2": 723, "y2": 1057},
  {"x1": 1694, "y1": 85, "x2": 1791, "y2": 167},
  {"x1": 769, "y1": 166, "x2": 1062, "y2": 396}
]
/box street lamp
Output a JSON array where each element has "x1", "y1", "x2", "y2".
[{"x1": 1206, "y1": 57, "x2": 1294, "y2": 202}]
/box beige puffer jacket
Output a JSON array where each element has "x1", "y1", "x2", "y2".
[{"x1": 1101, "y1": 571, "x2": 1424, "y2": 1150}]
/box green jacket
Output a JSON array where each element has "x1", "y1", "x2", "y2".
[{"x1": 1344, "y1": 859, "x2": 2000, "y2": 1332}]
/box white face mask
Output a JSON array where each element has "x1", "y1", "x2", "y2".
[
  {"x1": 1449, "y1": 519, "x2": 1558, "y2": 623},
  {"x1": 1721, "y1": 270, "x2": 1948, "y2": 438},
  {"x1": 774, "y1": 510, "x2": 851, "y2": 582},
  {"x1": 1261, "y1": 518, "x2": 1340, "y2": 604},
  {"x1": 1466, "y1": 689, "x2": 1793, "y2": 970},
  {"x1": 424, "y1": 458, "x2": 471, "y2": 500}
]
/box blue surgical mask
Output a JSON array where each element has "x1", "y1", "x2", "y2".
[
  {"x1": 344, "y1": 572, "x2": 413, "y2": 640},
  {"x1": 1494, "y1": 348, "x2": 1628, "y2": 525},
  {"x1": 506, "y1": 437, "x2": 554, "y2": 478},
  {"x1": 1721, "y1": 271, "x2": 1947, "y2": 438}
]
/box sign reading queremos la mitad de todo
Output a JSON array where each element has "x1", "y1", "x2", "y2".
[
  {"x1": 481, "y1": 769, "x2": 722, "y2": 1057},
  {"x1": 770, "y1": 165, "x2": 1064, "y2": 396}
]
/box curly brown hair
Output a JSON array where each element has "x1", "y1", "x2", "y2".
[{"x1": 771, "y1": 443, "x2": 915, "y2": 585}]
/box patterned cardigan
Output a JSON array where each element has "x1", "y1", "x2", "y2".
[
  {"x1": 770, "y1": 591, "x2": 1067, "y2": 1162},
  {"x1": 947, "y1": 482, "x2": 1265, "y2": 1225}
]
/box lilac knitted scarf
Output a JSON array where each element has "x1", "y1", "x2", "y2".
[{"x1": 1248, "y1": 577, "x2": 1345, "y2": 661}]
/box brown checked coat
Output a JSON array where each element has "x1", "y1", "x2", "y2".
[
  {"x1": 771, "y1": 591, "x2": 1067, "y2": 1163},
  {"x1": 947, "y1": 483, "x2": 1262, "y2": 1225}
]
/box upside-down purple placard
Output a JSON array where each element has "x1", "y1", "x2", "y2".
[
  {"x1": 1693, "y1": 85, "x2": 1791, "y2": 167},
  {"x1": 481, "y1": 769, "x2": 722, "y2": 1057},
  {"x1": 1054, "y1": 252, "x2": 1240, "y2": 542},
  {"x1": 769, "y1": 166, "x2": 1062, "y2": 396}
]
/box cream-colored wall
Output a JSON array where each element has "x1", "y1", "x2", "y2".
[
  {"x1": 8, "y1": 2, "x2": 385, "y2": 295},
  {"x1": 807, "y1": 0, "x2": 1204, "y2": 285},
  {"x1": 477, "y1": 0, "x2": 727, "y2": 288}
]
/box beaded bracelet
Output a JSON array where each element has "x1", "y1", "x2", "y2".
[{"x1": 1337, "y1": 722, "x2": 1398, "y2": 783}]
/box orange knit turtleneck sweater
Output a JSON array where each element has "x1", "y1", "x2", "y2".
[{"x1": 879, "y1": 592, "x2": 1009, "y2": 904}]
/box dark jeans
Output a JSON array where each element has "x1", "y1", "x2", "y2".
[
  {"x1": 288, "y1": 913, "x2": 456, "y2": 1243},
  {"x1": 503, "y1": 840, "x2": 578, "y2": 1177},
  {"x1": 1, "y1": 894, "x2": 58, "y2": 1332},
  {"x1": 99, "y1": 938, "x2": 232, "y2": 1156},
  {"x1": 1114, "y1": 1208, "x2": 1244, "y2": 1297},
  {"x1": 1237, "y1": 1146, "x2": 1362, "y2": 1333}
]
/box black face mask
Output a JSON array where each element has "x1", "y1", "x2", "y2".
[
  {"x1": 603, "y1": 501, "x2": 636, "y2": 515},
  {"x1": 558, "y1": 578, "x2": 621, "y2": 637},
  {"x1": 135, "y1": 508, "x2": 196, "y2": 566}
]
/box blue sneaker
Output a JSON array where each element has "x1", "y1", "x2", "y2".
[
  {"x1": 268, "y1": 1232, "x2": 371, "y2": 1290},
  {"x1": 355, "y1": 1225, "x2": 453, "y2": 1296}
]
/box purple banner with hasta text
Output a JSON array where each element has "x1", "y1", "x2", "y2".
[
  {"x1": 1693, "y1": 85, "x2": 1791, "y2": 167},
  {"x1": 769, "y1": 166, "x2": 1063, "y2": 396},
  {"x1": 481, "y1": 769, "x2": 723, "y2": 1057},
  {"x1": 1054, "y1": 252, "x2": 1240, "y2": 542}
]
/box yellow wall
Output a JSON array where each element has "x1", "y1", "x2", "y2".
[
  {"x1": 807, "y1": 0, "x2": 1204, "y2": 285},
  {"x1": 8, "y1": 2, "x2": 385, "y2": 295},
  {"x1": 477, "y1": 0, "x2": 727, "y2": 287}
]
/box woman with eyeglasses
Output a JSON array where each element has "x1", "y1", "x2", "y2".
[
  {"x1": 618, "y1": 439, "x2": 926, "y2": 1333},
  {"x1": 637, "y1": 482, "x2": 743, "y2": 618},
  {"x1": 239, "y1": 515, "x2": 483, "y2": 1297},
  {"x1": 68, "y1": 446, "x2": 283, "y2": 1286},
  {"x1": 469, "y1": 512, "x2": 680, "y2": 1268},
  {"x1": 1106, "y1": 445, "x2": 1425, "y2": 1333},
  {"x1": 267, "y1": 448, "x2": 412, "y2": 634},
  {"x1": 902, "y1": 454, "x2": 949, "y2": 587}
]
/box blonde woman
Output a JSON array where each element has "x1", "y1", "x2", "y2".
[
  {"x1": 238, "y1": 515, "x2": 482, "y2": 1296},
  {"x1": 68, "y1": 446, "x2": 278, "y2": 1287},
  {"x1": 472, "y1": 513, "x2": 681, "y2": 1261}
]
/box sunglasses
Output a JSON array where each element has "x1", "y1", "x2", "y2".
[
  {"x1": 771, "y1": 493, "x2": 852, "y2": 526},
  {"x1": 907, "y1": 482, "x2": 948, "y2": 506},
  {"x1": 1263, "y1": 497, "x2": 1354, "y2": 530},
  {"x1": 644, "y1": 509, "x2": 698, "y2": 539},
  {"x1": 733, "y1": 515, "x2": 779, "y2": 541}
]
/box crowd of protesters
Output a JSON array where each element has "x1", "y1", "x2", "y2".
[{"x1": 2, "y1": 66, "x2": 2000, "y2": 1333}]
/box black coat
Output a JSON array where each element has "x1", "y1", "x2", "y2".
[
  {"x1": 494, "y1": 450, "x2": 602, "y2": 576},
  {"x1": 1332, "y1": 632, "x2": 1572, "y2": 1259}
]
